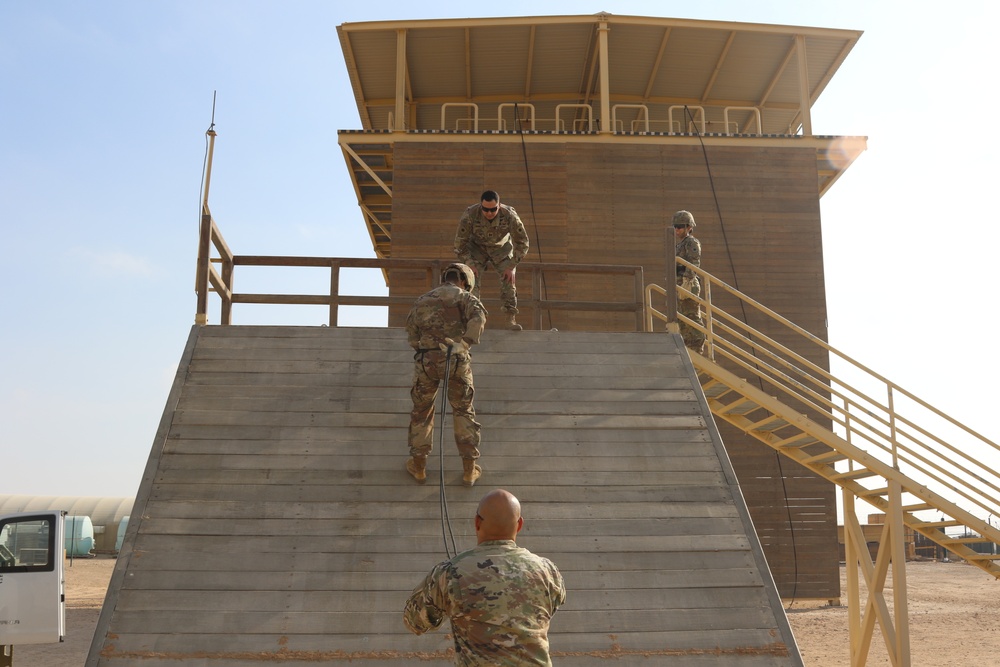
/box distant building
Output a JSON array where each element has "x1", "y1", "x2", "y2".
[{"x1": 0, "y1": 495, "x2": 134, "y2": 554}]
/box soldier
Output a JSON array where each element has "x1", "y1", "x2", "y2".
[
  {"x1": 454, "y1": 190, "x2": 529, "y2": 331},
  {"x1": 405, "y1": 263, "x2": 487, "y2": 487},
  {"x1": 673, "y1": 210, "x2": 707, "y2": 354},
  {"x1": 403, "y1": 489, "x2": 566, "y2": 665}
]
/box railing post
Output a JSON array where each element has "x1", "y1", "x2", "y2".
[
  {"x1": 842, "y1": 487, "x2": 862, "y2": 665},
  {"x1": 531, "y1": 266, "x2": 543, "y2": 330},
  {"x1": 633, "y1": 267, "x2": 644, "y2": 332},
  {"x1": 701, "y1": 276, "x2": 713, "y2": 357},
  {"x1": 195, "y1": 212, "x2": 212, "y2": 325},
  {"x1": 329, "y1": 260, "x2": 341, "y2": 327},
  {"x1": 888, "y1": 387, "x2": 899, "y2": 469},
  {"x1": 195, "y1": 126, "x2": 218, "y2": 326},
  {"x1": 664, "y1": 223, "x2": 679, "y2": 334},
  {"x1": 888, "y1": 479, "x2": 912, "y2": 666},
  {"x1": 221, "y1": 248, "x2": 233, "y2": 325}
]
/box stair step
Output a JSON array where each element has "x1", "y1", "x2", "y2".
[
  {"x1": 941, "y1": 536, "x2": 993, "y2": 545},
  {"x1": 776, "y1": 434, "x2": 818, "y2": 449},
  {"x1": 913, "y1": 520, "x2": 964, "y2": 529},
  {"x1": 965, "y1": 553, "x2": 1000, "y2": 561},
  {"x1": 751, "y1": 416, "x2": 790, "y2": 432},
  {"x1": 723, "y1": 399, "x2": 760, "y2": 416},
  {"x1": 701, "y1": 381, "x2": 731, "y2": 399},
  {"x1": 903, "y1": 503, "x2": 934, "y2": 512},
  {"x1": 858, "y1": 487, "x2": 889, "y2": 498},
  {"x1": 832, "y1": 468, "x2": 879, "y2": 482},
  {"x1": 801, "y1": 450, "x2": 848, "y2": 465}
]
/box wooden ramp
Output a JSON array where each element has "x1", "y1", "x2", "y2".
[{"x1": 88, "y1": 325, "x2": 802, "y2": 666}]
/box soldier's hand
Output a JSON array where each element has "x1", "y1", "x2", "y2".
[
  {"x1": 502, "y1": 267, "x2": 516, "y2": 283},
  {"x1": 439, "y1": 337, "x2": 471, "y2": 355},
  {"x1": 680, "y1": 276, "x2": 695, "y2": 294}
]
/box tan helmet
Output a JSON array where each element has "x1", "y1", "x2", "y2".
[
  {"x1": 442, "y1": 262, "x2": 476, "y2": 292},
  {"x1": 672, "y1": 210, "x2": 696, "y2": 228}
]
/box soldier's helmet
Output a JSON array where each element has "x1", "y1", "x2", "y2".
[
  {"x1": 442, "y1": 262, "x2": 476, "y2": 292},
  {"x1": 672, "y1": 210, "x2": 696, "y2": 228}
]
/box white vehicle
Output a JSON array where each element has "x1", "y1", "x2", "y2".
[{"x1": 0, "y1": 511, "x2": 66, "y2": 662}]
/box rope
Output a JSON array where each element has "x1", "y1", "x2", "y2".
[
  {"x1": 437, "y1": 347, "x2": 459, "y2": 559},
  {"x1": 514, "y1": 103, "x2": 552, "y2": 329},
  {"x1": 682, "y1": 105, "x2": 801, "y2": 605}
]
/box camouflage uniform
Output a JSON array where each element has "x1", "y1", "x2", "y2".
[
  {"x1": 454, "y1": 203, "x2": 529, "y2": 315},
  {"x1": 676, "y1": 234, "x2": 707, "y2": 352},
  {"x1": 406, "y1": 283, "x2": 487, "y2": 461},
  {"x1": 403, "y1": 539, "x2": 566, "y2": 666}
]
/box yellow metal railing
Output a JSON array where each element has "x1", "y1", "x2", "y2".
[{"x1": 646, "y1": 259, "x2": 1000, "y2": 546}]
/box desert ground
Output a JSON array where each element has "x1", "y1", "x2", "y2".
[{"x1": 11, "y1": 556, "x2": 999, "y2": 665}]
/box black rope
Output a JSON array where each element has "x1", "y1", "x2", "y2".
[
  {"x1": 198, "y1": 91, "x2": 217, "y2": 221},
  {"x1": 514, "y1": 103, "x2": 552, "y2": 329},
  {"x1": 683, "y1": 105, "x2": 801, "y2": 606},
  {"x1": 437, "y1": 347, "x2": 459, "y2": 559}
]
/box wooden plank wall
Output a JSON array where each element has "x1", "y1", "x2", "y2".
[
  {"x1": 386, "y1": 139, "x2": 838, "y2": 599},
  {"x1": 89, "y1": 325, "x2": 802, "y2": 666}
]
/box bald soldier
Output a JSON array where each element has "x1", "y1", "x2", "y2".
[{"x1": 404, "y1": 489, "x2": 566, "y2": 666}]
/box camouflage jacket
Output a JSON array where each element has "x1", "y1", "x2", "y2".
[
  {"x1": 403, "y1": 540, "x2": 566, "y2": 666},
  {"x1": 406, "y1": 284, "x2": 487, "y2": 355},
  {"x1": 675, "y1": 234, "x2": 701, "y2": 282},
  {"x1": 454, "y1": 203, "x2": 529, "y2": 270}
]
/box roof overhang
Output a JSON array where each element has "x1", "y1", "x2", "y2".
[{"x1": 336, "y1": 13, "x2": 866, "y2": 258}]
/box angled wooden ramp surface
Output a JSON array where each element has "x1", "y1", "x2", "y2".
[{"x1": 89, "y1": 325, "x2": 802, "y2": 666}]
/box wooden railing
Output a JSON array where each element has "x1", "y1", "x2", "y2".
[{"x1": 195, "y1": 215, "x2": 653, "y2": 329}]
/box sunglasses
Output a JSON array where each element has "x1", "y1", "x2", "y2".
[{"x1": 481, "y1": 205, "x2": 499, "y2": 213}]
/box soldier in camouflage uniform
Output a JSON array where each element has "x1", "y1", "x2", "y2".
[
  {"x1": 454, "y1": 190, "x2": 530, "y2": 331},
  {"x1": 404, "y1": 489, "x2": 566, "y2": 666},
  {"x1": 406, "y1": 263, "x2": 488, "y2": 487},
  {"x1": 673, "y1": 210, "x2": 707, "y2": 354}
]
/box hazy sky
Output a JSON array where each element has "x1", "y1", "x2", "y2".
[{"x1": 2, "y1": 1, "x2": 997, "y2": 502}]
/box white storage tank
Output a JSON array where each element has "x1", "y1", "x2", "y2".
[
  {"x1": 114, "y1": 515, "x2": 130, "y2": 553},
  {"x1": 64, "y1": 515, "x2": 95, "y2": 557}
]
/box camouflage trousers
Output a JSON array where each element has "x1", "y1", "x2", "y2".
[
  {"x1": 677, "y1": 276, "x2": 706, "y2": 352},
  {"x1": 409, "y1": 350, "x2": 481, "y2": 460},
  {"x1": 466, "y1": 257, "x2": 518, "y2": 314}
]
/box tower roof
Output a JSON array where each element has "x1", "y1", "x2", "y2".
[{"x1": 337, "y1": 12, "x2": 863, "y2": 135}]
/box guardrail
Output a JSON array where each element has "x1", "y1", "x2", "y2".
[
  {"x1": 646, "y1": 259, "x2": 1000, "y2": 527},
  {"x1": 195, "y1": 215, "x2": 653, "y2": 330}
]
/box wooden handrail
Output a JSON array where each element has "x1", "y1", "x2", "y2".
[{"x1": 195, "y1": 220, "x2": 649, "y2": 329}]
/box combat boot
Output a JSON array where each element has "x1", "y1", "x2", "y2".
[
  {"x1": 462, "y1": 459, "x2": 482, "y2": 487},
  {"x1": 505, "y1": 313, "x2": 523, "y2": 331},
  {"x1": 406, "y1": 456, "x2": 427, "y2": 484}
]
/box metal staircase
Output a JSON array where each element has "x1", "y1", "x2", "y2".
[
  {"x1": 646, "y1": 260, "x2": 1000, "y2": 665},
  {"x1": 649, "y1": 261, "x2": 1000, "y2": 574},
  {"x1": 648, "y1": 260, "x2": 1000, "y2": 575}
]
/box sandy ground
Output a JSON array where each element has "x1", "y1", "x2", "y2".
[{"x1": 10, "y1": 557, "x2": 1000, "y2": 665}]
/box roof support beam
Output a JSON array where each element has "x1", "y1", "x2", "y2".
[
  {"x1": 464, "y1": 28, "x2": 472, "y2": 99},
  {"x1": 749, "y1": 40, "x2": 796, "y2": 134},
  {"x1": 524, "y1": 26, "x2": 535, "y2": 98},
  {"x1": 701, "y1": 31, "x2": 735, "y2": 103},
  {"x1": 598, "y1": 19, "x2": 611, "y2": 133},
  {"x1": 643, "y1": 28, "x2": 672, "y2": 101},
  {"x1": 796, "y1": 34, "x2": 813, "y2": 136},
  {"x1": 394, "y1": 29, "x2": 407, "y2": 131}
]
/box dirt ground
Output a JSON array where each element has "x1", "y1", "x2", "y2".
[{"x1": 11, "y1": 557, "x2": 1000, "y2": 665}]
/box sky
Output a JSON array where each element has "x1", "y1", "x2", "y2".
[{"x1": 2, "y1": 1, "x2": 998, "y2": 508}]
